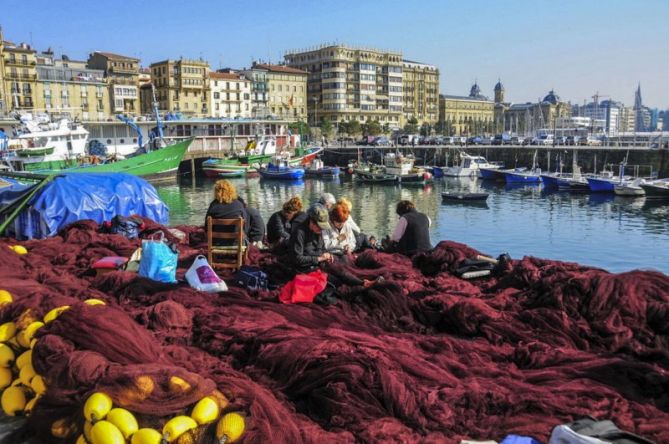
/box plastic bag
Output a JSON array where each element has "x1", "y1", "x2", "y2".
[
  {"x1": 138, "y1": 231, "x2": 178, "y2": 283},
  {"x1": 279, "y1": 270, "x2": 328, "y2": 304},
  {"x1": 233, "y1": 266, "x2": 271, "y2": 291},
  {"x1": 185, "y1": 255, "x2": 228, "y2": 293}
]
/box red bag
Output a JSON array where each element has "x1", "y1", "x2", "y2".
[{"x1": 279, "y1": 270, "x2": 328, "y2": 304}]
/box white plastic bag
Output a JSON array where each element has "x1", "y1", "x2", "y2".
[{"x1": 185, "y1": 255, "x2": 228, "y2": 293}]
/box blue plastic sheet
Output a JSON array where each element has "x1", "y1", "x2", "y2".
[{"x1": 0, "y1": 173, "x2": 169, "y2": 240}]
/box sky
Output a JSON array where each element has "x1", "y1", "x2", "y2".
[{"x1": 3, "y1": 0, "x2": 667, "y2": 108}]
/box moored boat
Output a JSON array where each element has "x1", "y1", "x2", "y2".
[
  {"x1": 355, "y1": 168, "x2": 398, "y2": 184},
  {"x1": 639, "y1": 178, "x2": 669, "y2": 198},
  {"x1": 479, "y1": 167, "x2": 506, "y2": 181},
  {"x1": 305, "y1": 158, "x2": 340, "y2": 179},
  {"x1": 258, "y1": 155, "x2": 304, "y2": 180},
  {"x1": 441, "y1": 191, "x2": 489, "y2": 201},
  {"x1": 444, "y1": 153, "x2": 502, "y2": 178},
  {"x1": 614, "y1": 181, "x2": 645, "y2": 197},
  {"x1": 202, "y1": 160, "x2": 256, "y2": 178}
]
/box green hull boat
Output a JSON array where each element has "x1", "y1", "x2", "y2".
[{"x1": 19, "y1": 139, "x2": 191, "y2": 179}]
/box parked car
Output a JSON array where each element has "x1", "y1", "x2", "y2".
[
  {"x1": 510, "y1": 136, "x2": 522, "y2": 145},
  {"x1": 492, "y1": 134, "x2": 512, "y2": 145},
  {"x1": 371, "y1": 137, "x2": 391, "y2": 146},
  {"x1": 565, "y1": 136, "x2": 577, "y2": 146},
  {"x1": 585, "y1": 136, "x2": 602, "y2": 146},
  {"x1": 521, "y1": 137, "x2": 533, "y2": 146},
  {"x1": 467, "y1": 136, "x2": 483, "y2": 145}
]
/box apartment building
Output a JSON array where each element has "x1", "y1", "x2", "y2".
[
  {"x1": 150, "y1": 59, "x2": 210, "y2": 116},
  {"x1": 253, "y1": 63, "x2": 307, "y2": 122},
  {"x1": 402, "y1": 60, "x2": 439, "y2": 126},
  {"x1": 34, "y1": 53, "x2": 111, "y2": 121},
  {"x1": 1, "y1": 39, "x2": 38, "y2": 112},
  {"x1": 210, "y1": 71, "x2": 251, "y2": 118},
  {"x1": 284, "y1": 44, "x2": 404, "y2": 129},
  {"x1": 87, "y1": 51, "x2": 140, "y2": 114}
]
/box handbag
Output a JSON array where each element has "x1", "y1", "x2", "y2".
[
  {"x1": 138, "y1": 231, "x2": 178, "y2": 283},
  {"x1": 233, "y1": 266, "x2": 271, "y2": 291}
]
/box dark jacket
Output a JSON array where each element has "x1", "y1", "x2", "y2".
[
  {"x1": 205, "y1": 199, "x2": 247, "y2": 246},
  {"x1": 398, "y1": 209, "x2": 432, "y2": 256},
  {"x1": 267, "y1": 211, "x2": 290, "y2": 244},
  {"x1": 245, "y1": 207, "x2": 265, "y2": 242},
  {"x1": 288, "y1": 218, "x2": 325, "y2": 273}
]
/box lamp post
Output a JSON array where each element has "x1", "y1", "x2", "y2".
[{"x1": 313, "y1": 95, "x2": 319, "y2": 127}]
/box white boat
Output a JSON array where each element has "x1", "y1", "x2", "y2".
[
  {"x1": 383, "y1": 152, "x2": 414, "y2": 176},
  {"x1": 444, "y1": 153, "x2": 501, "y2": 177},
  {"x1": 2, "y1": 114, "x2": 89, "y2": 171},
  {"x1": 614, "y1": 179, "x2": 645, "y2": 197}
]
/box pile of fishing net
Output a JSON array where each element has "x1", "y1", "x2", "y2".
[{"x1": 0, "y1": 218, "x2": 667, "y2": 443}]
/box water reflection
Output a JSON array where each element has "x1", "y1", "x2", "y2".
[{"x1": 156, "y1": 175, "x2": 669, "y2": 273}]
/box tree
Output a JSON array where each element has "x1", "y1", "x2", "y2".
[
  {"x1": 364, "y1": 119, "x2": 382, "y2": 136},
  {"x1": 403, "y1": 117, "x2": 418, "y2": 134},
  {"x1": 382, "y1": 123, "x2": 391, "y2": 134},
  {"x1": 339, "y1": 120, "x2": 349, "y2": 136},
  {"x1": 420, "y1": 123, "x2": 432, "y2": 137},
  {"x1": 320, "y1": 119, "x2": 333, "y2": 137},
  {"x1": 347, "y1": 120, "x2": 361, "y2": 136},
  {"x1": 288, "y1": 120, "x2": 310, "y2": 137}
]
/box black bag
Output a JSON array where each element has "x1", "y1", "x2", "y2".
[
  {"x1": 109, "y1": 215, "x2": 144, "y2": 239},
  {"x1": 455, "y1": 258, "x2": 495, "y2": 277},
  {"x1": 233, "y1": 266, "x2": 272, "y2": 291}
]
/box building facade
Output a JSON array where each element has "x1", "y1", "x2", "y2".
[
  {"x1": 493, "y1": 83, "x2": 571, "y2": 136},
  {"x1": 209, "y1": 71, "x2": 251, "y2": 118},
  {"x1": 33, "y1": 53, "x2": 111, "y2": 121},
  {"x1": 87, "y1": 52, "x2": 140, "y2": 114},
  {"x1": 150, "y1": 59, "x2": 210, "y2": 116},
  {"x1": 402, "y1": 60, "x2": 439, "y2": 127},
  {"x1": 1, "y1": 39, "x2": 38, "y2": 113},
  {"x1": 439, "y1": 83, "x2": 495, "y2": 136},
  {"x1": 284, "y1": 44, "x2": 404, "y2": 129},
  {"x1": 240, "y1": 66, "x2": 269, "y2": 118},
  {"x1": 253, "y1": 63, "x2": 307, "y2": 122}
]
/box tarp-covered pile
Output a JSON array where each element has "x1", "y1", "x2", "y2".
[
  {"x1": 0, "y1": 173, "x2": 168, "y2": 240},
  {"x1": 0, "y1": 218, "x2": 668, "y2": 443}
]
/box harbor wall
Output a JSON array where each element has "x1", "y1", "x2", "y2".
[{"x1": 320, "y1": 146, "x2": 669, "y2": 177}]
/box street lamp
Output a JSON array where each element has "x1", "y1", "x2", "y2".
[{"x1": 313, "y1": 95, "x2": 319, "y2": 127}]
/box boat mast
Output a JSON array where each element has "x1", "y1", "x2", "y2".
[{"x1": 152, "y1": 84, "x2": 165, "y2": 143}]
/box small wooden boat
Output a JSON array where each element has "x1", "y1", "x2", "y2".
[
  {"x1": 258, "y1": 156, "x2": 304, "y2": 180},
  {"x1": 305, "y1": 158, "x2": 341, "y2": 179},
  {"x1": 614, "y1": 183, "x2": 645, "y2": 197},
  {"x1": 441, "y1": 191, "x2": 489, "y2": 201}
]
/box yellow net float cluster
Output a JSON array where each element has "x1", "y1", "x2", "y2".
[{"x1": 74, "y1": 391, "x2": 246, "y2": 444}]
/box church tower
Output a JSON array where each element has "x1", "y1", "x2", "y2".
[{"x1": 494, "y1": 79, "x2": 504, "y2": 103}]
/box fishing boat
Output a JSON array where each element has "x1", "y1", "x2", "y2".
[
  {"x1": 258, "y1": 155, "x2": 304, "y2": 180},
  {"x1": 441, "y1": 191, "x2": 489, "y2": 201},
  {"x1": 443, "y1": 153, "x2": 502, "y2": 178},
  {"x1": 479, "y1": 167, "x2": 507, "y2": 181},
  {"x1": 383, "y1": 152, "x2": 431, "y2": 184},
  {"x1": 201, "y1": 160, "x2": 255, "y2": 178},
  {"x1": 502, "y1": 150, "x2": 541, "y2": 183},
  {"x1": 639, "y1": 178, "x2": 669, "y2": 198},
  {"x1": 305, "y1": 158, "x2": 340, "y2": 179},
  {"x1": 201, "y1": 137, "x2": 278, "y2": 177},
  {"x1": 289, "y1": 146, "x2": 323, "y2": 166},
  {"x1": 355, "y1": 165, "x2": 398, "y2": 184},
  {"x1": 614, "y1": 180, "x2": 645, "y2": 197}
]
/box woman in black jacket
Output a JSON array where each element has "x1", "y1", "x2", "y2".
[
  {"x1": 205, "y1": 180, "x2": 247, "y2": 246},
  {"x1": 267, "y1": 196, "x2": 303, "y2": 250}
]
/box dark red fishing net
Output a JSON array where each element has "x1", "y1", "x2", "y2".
[{"x1": 0, "y1": 220, "x2": 668, "y2": 443}]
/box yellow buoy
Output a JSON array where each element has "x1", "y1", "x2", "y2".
[
  {"x1": 0, "y1": 322, "x2": 16, "y2": 342},
  {"x1": 168, "y1": 376, "x2": 191, "y2": 393},
  {"x1": 30, "y1": 374, "x2": 46, "y2": 395},
  {"x1": 131, "y1": 428, "x2": 163, "y2": 444},
  {"x1": 84, "y1": 392, "x2": 113, "y2": 423},
  {"x1": 84, "y1": 298, "x2": 106, "y2": 306},
  {"x1": 24, "y1": 394, "x2": 40, "y2": 415},
  {"x1": 16, "y1": 349, "x2": 32, "y2": 370},
  {"x1": 90, "y1": 420, "x2": 125, "y2": 444},
  {"x1": 0, "y1": 290, "x2": 13, "y2": 306},
  {"x1": 43, "y1": 305, "x2": 70, "y2": 323},
  {"x1": 9, "y1": 245, "x2": 28, "y2": 255},
  {"x1": 19, "y1": 363, "x2": 36, "y2": 386},
  {"x1": 75, "y1": 434, "x2": 87, "y2": 444},
  {"x1": 30, "y1": 338, "x2": 37, "y2": 349},
  {"x1": 0, "y1": 367, "x2": 12, "y2": 390},
  {"x1": 84, "y1": 421, "x2": 94, "y2": 442},
  {"x1": 1, "y1": 386, "x2": 26, "y2": 416},
  {"x1": 0, "y1": 343, "x2": 15, "y2": 367},
  {"x1": 22, "y1": 321, "x2": 44, "y2": 343},
  {"x1": 51, "y1": 418, "x2": 75, "y2": 438},
  {"x1": 16, "y1": 330, "x2": 30, "y2": 349},
  {"x1": 107, "y1": 407, "x2": 139, "y2": 439},
  {"x1": 190, "y1": 396, "x2": 220, "y2": 425},
  {"x1": 216, "y1": 412, "x2": 246, "y2": 443},
  {"x1": 162, "y1": 415, "x2": 197, "y2": 442}
]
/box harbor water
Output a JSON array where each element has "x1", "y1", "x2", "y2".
[{"x1": 156, "y1": 175, "x2": 669, "y2": 274}]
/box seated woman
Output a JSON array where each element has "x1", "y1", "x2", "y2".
[
  {"x1": 385, "y1": 200, "x2": 432, "y2": 256},
  {"x1": 238, "y1": 197, "x2": 265, "y2": 247},
  {"x1": 338, "y1": 197, "x2": 377, "y2": 251},
  {"x1": 205, "y1": 179, "x2": 247, "y2": 246},
  {"x1": 267, "y1": 196, "x2": 303, "y2": 250},
  {"x1": 322, "y1": 203, "x2": 357, "y2": 254}
]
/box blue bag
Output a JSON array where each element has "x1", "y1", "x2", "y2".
[
  {"x1": 138, "y1": 231, "x2": 178, "y2": 283},
  {"x1": 233, "y1": 266, "x2": 271, "y2": 291}
]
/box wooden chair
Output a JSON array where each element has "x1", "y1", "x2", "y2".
[{"x1": 207, "y1": 216, "x2": 248, "y2": 271}]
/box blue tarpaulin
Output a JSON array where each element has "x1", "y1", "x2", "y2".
[{"x1": 0, "y1": 173, "x2": 169, "y2": 240}]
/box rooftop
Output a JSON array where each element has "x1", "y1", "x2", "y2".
[
  {"x1": 252, "y1": 63, "x2": 308, "y2": 75},
  {"x1": 210, "y1": 71, "x2": 249, "y2": 81},
  {"x1": 92, "y1": 51, "x2": 139, "y2": 62}
]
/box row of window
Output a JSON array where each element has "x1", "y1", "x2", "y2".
[
  {"x1": 182, "y1": 78, "x2": 203, "y2": 86},
  {"x1": 214, "y1": 103, "x2": 249, "y2": 112},
  {"x1": 270, "y1": 84, "x2": 304, "y2": 93},
  {"x1": 212, "y1": 81, "x2": 246, "y2": 90},
  {"x1": 213, "y1": 92, "x2": 250, "y2": 101}
]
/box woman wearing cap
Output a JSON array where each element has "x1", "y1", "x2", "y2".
[
  {"x1": 205, "y1": 180, "x2": 247, "y2": 246},
  {"x1": 288, "y1": 203, "x2": 333, "y2": 273}
]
